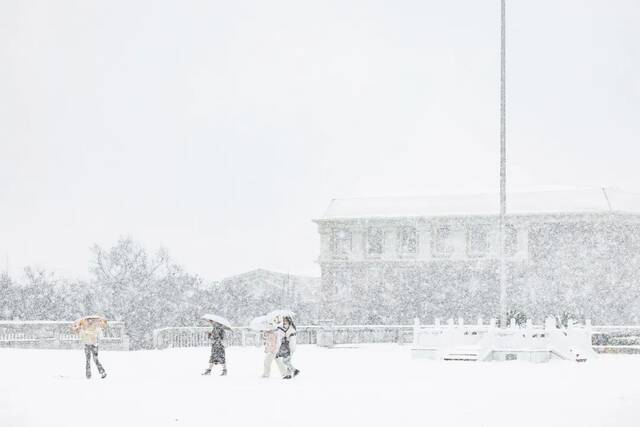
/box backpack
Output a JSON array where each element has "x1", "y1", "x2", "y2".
[{"x1": 276, "y1": 328, "x2": 291, "y2": 358}]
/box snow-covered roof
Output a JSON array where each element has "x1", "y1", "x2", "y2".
[{"x1": 320, "y1": 188, "x2": 640, "y2": 220}]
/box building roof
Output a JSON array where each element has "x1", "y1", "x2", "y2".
[{"x1": 320, "y1": 188, "x2": 640, "y2": 220}]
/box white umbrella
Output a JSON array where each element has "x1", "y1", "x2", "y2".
[
  {"x1": 249, "y1": 315, "x2": 276, "y2": 332},
  {"x1": 201, "y1": 314, "x2": 232, "y2": 329},
  {"x1": 266, "y1": 309, "x2": 296, "y2": 322}
]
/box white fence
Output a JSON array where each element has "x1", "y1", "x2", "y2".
[
  {"x1": 0, "y1": 321, "x2": 130, "y2": 350},
  {"x1": 153, "y1": 325, "x2": 414, "y2": 349},
  {"x1": 2, "y1": 320, "x2": 637, "y2": 354},
  {"x1": 152, "y1": 321, "x2": 640, "y2": 359}
]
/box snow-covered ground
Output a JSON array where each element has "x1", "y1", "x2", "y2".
[{"x1": 1, "y1": 345, "x2": 639, "y2": 427}]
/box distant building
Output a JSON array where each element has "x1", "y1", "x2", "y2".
[
  {"x1": 314, "y1": 189, "x2": 640, "y2": 324},
  {"x1": 218, "y1": 269, "x2": 319, "y2": 306}
]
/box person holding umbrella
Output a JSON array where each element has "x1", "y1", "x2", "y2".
[
  {"x1": 72, "y1": 315, "x2": 107, "y2": 379},
  {"x1": 250, "y1": 315, "x2": 278, "y2": 378},
  {"x1": 201, "y1": 314, "x2": 231, "y2": 376},
  {"x1": 275, "y1": 315, "x2": 300, "y2": 379}
]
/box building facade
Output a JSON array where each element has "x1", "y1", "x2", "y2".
[{"x1": 315, "y1": 189, "x2": 640, "y2": 325}]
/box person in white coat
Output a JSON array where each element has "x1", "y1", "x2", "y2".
[{"x1": 275, "y1": 316, "x2": 300, "y2": 379}]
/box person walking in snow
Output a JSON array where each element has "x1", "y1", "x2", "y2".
[
  {"x1": 202, "y1": 322, "x2": 227, "y2": 376},
  {"x1": 262, "y1": 329, "x2": 279, "y2": 378},
  {"x1": 275, "y1": 316, "x2": 300, "y2": 379},
  {"x1": 73, "y1": 316, "x2": 107, "y2": 379}
]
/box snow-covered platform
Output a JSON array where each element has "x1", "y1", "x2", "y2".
[{"x1": 1, "y1": 345, "x2": 640, "y2": 427}]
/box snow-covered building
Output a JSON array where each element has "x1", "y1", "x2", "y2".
[{"x1": 314, "y1": 188, "x2": 640, "y2": 325}]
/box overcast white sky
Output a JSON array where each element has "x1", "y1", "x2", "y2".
[{"x1": 1, "y1": 0, "x2": 639, "y2": 281}]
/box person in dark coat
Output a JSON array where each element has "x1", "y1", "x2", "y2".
[
  {"x1": 275, "y1": 316, "x2": 300, "y2": 379},
  {"x1": 72, "y1": 317, "x2": 107, "y2": 379},
  {"x1": 202, "y1": 323, "x2": 227, "y2": 376}
]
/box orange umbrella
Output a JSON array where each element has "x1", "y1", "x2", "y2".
[{"x1": 73, "y1": 315, "x2": 107, "y2": 331}]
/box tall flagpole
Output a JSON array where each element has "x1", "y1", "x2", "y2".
[{"x1": 499, "y1": 0, "x2": 507, "y2": 327}]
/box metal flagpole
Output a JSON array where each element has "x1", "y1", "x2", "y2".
[{"x1": 499, "y1": 0, "x2": 507, "y2": 327}]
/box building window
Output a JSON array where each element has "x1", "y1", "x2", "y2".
[
  {"x1": 504, "y1": 225, "x2": 518, "y2": 257},
  {"x1": 433, "y1": 226, "x2": 453, "y2": 257},
  {"x1": 334, "y1": 269, "x2": 352, "y2": 300},
  {"x1": 332, "y1": 229, "x2": 352, "y2": 259},
  {"x1": 367, "y1": 227, "x2": 384, "y2": 255},
  {"x1": 467, "y1": 225, "x2": 490, "y2": 257},
  {"x1": 398, "y1": 227, "x2": 418, "y2": 254}
]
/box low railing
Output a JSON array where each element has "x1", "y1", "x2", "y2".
[
  {"x1": 152, "y1": 325, "x2": 414, "y2": 349},
  {"x1": 152, "y1": 321, "x2": 640, "y2": 352},
  {"x1": 330, "y1": 325, "x2": 414, "y2": 345},
  {"x1": 591, "y1": 325, "x2": 640, "y2": 353},
  {"x1": 0, "y1": 321, "x2": 130, "y2": 350},
  {"x1": 3, "y1": 320, "x2": 638, "y2": 353},
  {"x1": 153, "y1": 327, "x2": 262, "y2": 349}
]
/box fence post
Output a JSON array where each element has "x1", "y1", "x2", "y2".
[
  {"x1": 585, "y1": 319, "x2": 593, "y2": 352},
  {"x1": 121, "y1": 332, "x2": 130, "y2": 351},
  {"x1": 317, "y1": 320, "x2": 335, "y2": 348},
  {"x1": 53, "y1": 329, "x2": 61, "y2": 350}
]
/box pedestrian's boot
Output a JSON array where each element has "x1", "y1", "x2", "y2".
[
  {"x1": 202, "y1": 369, "x2": 212, "y2": 375},
  {"x1": 101, "y1": 371, "x2": 107, "y2": 379},
  {"x1": 220, "y1": 368, "x2": 227, "y2": 376},
  {"x1": 293, "y1": 369, "x2": 300, "y2": 377},
  {"x1": 283, "y1": 374, "x2": 292, "y2": 380}
]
